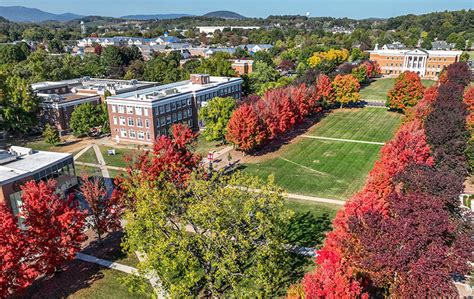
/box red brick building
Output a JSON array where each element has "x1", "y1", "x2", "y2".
[
  {"x1": 32, "y1": 78, "x2": 156, "y2": 133},
  {"x1": 106, "y1": 74, "x2": 243, "y2": 145}
]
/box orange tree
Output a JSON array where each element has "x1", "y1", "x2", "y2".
[{"x1": 386, "y1": 71, "x2": 425, "y2": 112}]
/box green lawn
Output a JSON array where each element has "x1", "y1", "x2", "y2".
[
  {"x1": 100, "y1": 146, "x2": 137, "y2": 168},
  {"x1": 243, "y1": 108, "x2": 402, "y2": 200},
  {"x1": 69, "y1": 267, "x2": 153, "y2": 299},
  {"x1": 76, "y1": 147, "x2": 99, "y2": 165},
  {"x1": 196, "y1": 133, "x2": 226, "y2": 156},
  {"x1": 284, "y1": 200, "x2": 341, "y2": 219},
  {"x1": 75, "y1": 165, "x2": 103, "y2": 177},
  {"x1": 360, "y1": 78, "x2": 436, "y2": 101}
]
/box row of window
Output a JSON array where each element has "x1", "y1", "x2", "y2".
[
  {"x1": 158, "y1": 109, "x2": 192, "y2": 127},
  {"x1": 385, "y1": 56, "x2": 448, "y2": 62},
  {"x1": 158, "y1": 98, "x2": 192, "y2": 115},
  {"x1": 120, "y1": 129, "x2": 151, "y2": 141},
  {"x1": 157, "y1": 119, "x2": 193, "y2": 136},
  {"x1": 113, "y1": 117, "x2": 150, "y2": 128},
  {"x1": 112, "y1": 105, "x2": 150, "y2": 116}
]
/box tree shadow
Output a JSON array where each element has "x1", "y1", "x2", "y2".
[
  {"x1": 248, "y1": 112, "x2": 331, "y2": 157},
  {"x1": 14, "y1": 231, "x2": 128, "y2": 299}
]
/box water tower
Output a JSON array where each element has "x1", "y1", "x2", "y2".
[{"x1": 80, "y1": 21, "x2": 86, "y2": 35}]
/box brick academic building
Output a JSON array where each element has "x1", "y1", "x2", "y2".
[
  {"x1": 106, "y1": 74, "x2": 243, "y2": 145},
  {"x1": 369, "y1": 46, "x2": 463, "y2": 79},
  {"x1": 32, "y1": 78, "x2": 156, "y2": 133}
]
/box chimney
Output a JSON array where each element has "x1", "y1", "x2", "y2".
[{"x1": 190, "y1": 74, "x2": 210, "y2": 85}]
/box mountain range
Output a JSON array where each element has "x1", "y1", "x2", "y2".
[{"x1": 0, "y1": 6, "x2": 247, "y2": 22}]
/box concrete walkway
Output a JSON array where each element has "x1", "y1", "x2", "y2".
[
  {"x1": 301, "y1": 135, "x2": 385, "y2": 146},
  {"x1": 284, "y1": 192, "x2": 346, "y2": 206},
  {"x1": 135, "y1": 251, "x2": 166, "y2": 299},
  {"x1": 76, "y1": 252, "x2": 138, "y2": 275},
  {"x1": 75, "y1": 161, "x2": 126, "y2": 171},
  {"x1": 73, "y1": 144, "x2": 93, "y2": 161}
]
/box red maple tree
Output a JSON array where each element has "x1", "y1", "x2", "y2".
[
  {"x1": 315, "y1": 74, "x2": 333, "y2": 104},
  {"x1": 80, "y1": 175, "x2": 123, "y2": 242},
  {"x1": 464, "y1": 87, "x2": 474, "y2": 129},
  {"x1": 226, "y1": 103, "x2": 267, "y2": 151},
  {"x1": 20, "y1": 180, "x2": 87, "y2": 275},
  {"x1": 0, "y1": 204, "x2": 37, "y2": 298}
]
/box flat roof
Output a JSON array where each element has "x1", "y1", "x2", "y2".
[
  {"x1": 0, "y1": 150, "x2": 72, "y2": 185},
  {"x1": 107, "y1": 76, "x2": 242, "y2": 103},
  {"x1": 370, "y1": 49, "x2": 463, "y2": 56}
]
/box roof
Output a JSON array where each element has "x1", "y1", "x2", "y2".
[
  {"x1": 107, "y1": 76, "x2": 243, "y2": 104},
  {"x1": 0, "y1": 149, "x2": 72, "y2": 185},
  {"x1": 370, "y1": 48, "x2": 462, "y2": 56}
]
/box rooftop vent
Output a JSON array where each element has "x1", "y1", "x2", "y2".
[{"x1": 10, "y1": 146, "x2": 33, "y2": 157}]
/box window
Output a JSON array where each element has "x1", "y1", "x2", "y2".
[
  {"x1": 144, "y1": 108, "x2": 149, "y2": 116},
  {"x1": 138, "y1": 131, "x2": 145, "y2": 140},
  {"x1": 112, "y1": 105, "x2": 117, "y2": 113},
  {"x1": 120, "y1": 128, "x2": 127, "y2": 137},
  {"x1": 118, "y1": 105, "x2": 125, "y2": 113},
  {"x1": 128, "y1": 117, "x2": 134, "y2": 126},
  {"x1": 166, "y1": 115, "x2": 171, "y2": 124},
  {"x1": 188, "y1": 119, "x2": 193, "y2": 127},
  {"x1": 172, "y1": 113, "x2": 177, "y2": 122},
  {"x1": 145, "y1": 119, "x2": 150, "y2": 128},
  {"x1": 127, "y1": 106, "x2": 134, "y2": 114},
  {"x1": 181, "y1": 99, "x2": 186, "y2": 106},
  {"x1": 160, "y1": 117, "x2": 166, "y2": 126},
  {"x1": 113, "y1": 116, "x2": 118, "y2": 125},
  {"x1": 137, "y1": 118, "x2": 143, "y2": 127},
  {"x1": 171, "y1": 102, "x2": 176, "y2": 110},
  {"x1": 187, "y1": 99, "x2": 191, "y2": 105},
  {"x1": 129, "y1": 129, "x2": 136, "y2": 138},
  {"x1": 183, "y1": 110, "x2": 188, "y2": 118},
  {"x1": 119, "y1": 116, "x2": 126, "y2": 125},
  {"x1": 146, "y1": 131, "x2": 151, "y2": 140},
  {"x1": 159, "y1": 105, "x2": 165, "y2": 114},
  {"x1": 188, "y1": 108, "x2": 193, "y2": 116},
  {"x1": 165, "y1": 104, "x2": 170, "y2": 112},
  {"x1": 135, "y1": 107, "x2": 142, "y2": 115},
  {"x1": 176, "y1": 101, "x2": 181, "y2": 109},
  {"x1": 178, "y1": 111, "x2": 182, "y2": 120}
]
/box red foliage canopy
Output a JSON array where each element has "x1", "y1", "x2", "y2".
[
  {"x1": 0, "y1": 204, "x2": 37, "y2": 298},
  {"x1": 226, "y1": 103, "x2": 267, "y2": 151},
  {"x1": 20, "y1": 180, "x2": 87, "y2": 275}
]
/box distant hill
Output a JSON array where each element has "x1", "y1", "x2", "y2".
[
  {"x1": 0, "y1": 6, "x2": 83, "y2": 22},
  {"x1": 203, "y1": 11, "x2": 246, "y2": 19},
  {"x1": 121, "y1": 14, "x2": 192, "y2": 20}
]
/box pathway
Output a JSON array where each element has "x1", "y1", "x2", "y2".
[
  {"x1": 74, "y1": 161, "x2": 126, "y2": 171},
  {"x1": 284, "y1": 192, "x2": 346, "y2": 206},
  {"x1": 73, "y1": 144, "x2": 93, "y2": 161},
  {"x1": 76, "y1": 252, "x2": 137, "y2": 275},
  {"x1": 301, "y1": 135, "x2": 385, "y2": 146}
]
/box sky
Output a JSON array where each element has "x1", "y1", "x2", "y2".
[{"x1": 0, "y1": 0, "x2": 472, "y2": 19}]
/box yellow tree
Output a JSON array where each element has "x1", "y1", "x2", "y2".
[{"x1": 331, "y1": 74, "x2": 361, "y2": 108}]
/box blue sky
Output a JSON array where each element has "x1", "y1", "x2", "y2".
[{"x1": 0, "y1": 0, "x2": 472, "y2": 18}]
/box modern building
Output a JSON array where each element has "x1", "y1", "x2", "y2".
[
  {"x1": 196, "y1": 26, "x2": 261, "y2": 35},
  {"x1": 0, "y1": 146, "x2": 77, "y2": 216},
  {"x1": 231, "y1": 59, "x2": 254, "y2": 75},
  {"x1": 369, "y1": 45, "x2": 463, "y2": 79},
  {"x1": 106, "y1": 74, "x2": 243, "y2": 145},
  {"x1": 32, "y1": 77, "x2": 156, "y2": 132}
]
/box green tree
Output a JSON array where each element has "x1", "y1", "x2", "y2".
[
  {"x1": 101, "y1": 46, "x2": 124, "y2": 78},
  {"x1": 199, "y1": 96, "x2": 236, "y2": 142},
  {"x1": 48, "y1": 39, "x2": 64, "y2": 54},
  {"x1": 0, "y1": 74, "x2": 40, "y2": 134},
  {"x1": 42, "y1": 123, "x2": 60, "y2": 145},
  {"x1": 144, "y1": 52, "x2": 184, "y2": 83},
  {"x1": 460, "y1": 52, "x2": 470, "y2": 62},
  {"x1": 122, "y1": 171, "x2": 296, "y2": 297},
  {"x1": 249, "y1": 61, "x2": 280, "y2": 93},
  {"x1": 197, "y1": 52, "x2": 236, "y2": 77},
  {"x1": 69, "y1": 103, "x2": 101, "y2": 137}
]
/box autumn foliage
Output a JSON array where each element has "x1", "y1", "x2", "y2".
[
  {"x1": 301, "y1": 68, "x2": 473, "y2": 297},
  {"x1": 386, "y1": 71, "x2": 425, "y2": 112},
  {"x1": 80, "y1": 175, "x2": 123, "y2": 242},
  {"x1": 226, "y1": 83, "x2": 324, "y2": 151},
  {"x1": 331, "y1": 74, "x2": 361, "y2": 108},
  {"x1": 0, "y1": 180, "x2": 87, "y2": 297}
]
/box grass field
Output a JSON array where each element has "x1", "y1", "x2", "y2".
[
  {"x1": 76, "y1": 147, "x2": 99, "y2": 164},
  {"x1": 243, "y1": 108, "x2": 402, "y2": 200},
  {"x1": 284, "y1": 200, "x2": 341, "y2": 219},
  {"x1": 100, "y1": 146, "x2": 137, "y2": 168},
  {"x1": 196, "y1": 133, "x2": 226, "y2": 155},
  {"x1": 360, "y1": 78, "x2": 436, "y2": 101}
]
